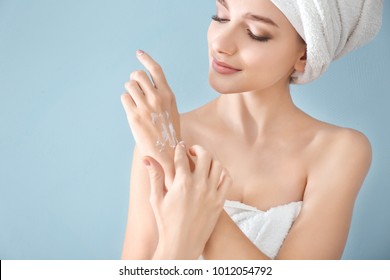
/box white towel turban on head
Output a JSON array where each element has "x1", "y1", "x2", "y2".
[{"x1": 269, "y1": 0, "x2": 384, "y2": 84}]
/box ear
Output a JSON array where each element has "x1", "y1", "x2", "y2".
[{"x1": 294, "y1": 48, "x2": 307, "y2": 73}]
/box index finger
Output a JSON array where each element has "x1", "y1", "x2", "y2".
[
  {"x1": 136, "y1": 50, "x2": 168, "y2": 89},
  {"x1": 174, "y1": 141, "x2": 190, "y2": 177}
]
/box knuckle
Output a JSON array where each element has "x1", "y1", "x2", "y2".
[
  {"x1": 130, "y1": 70, "x2": 145, "y2": 80},
  {"x1": 221, "y1": 167, "x2": 228, "y2": 177},
  {"x1": 128, "y1": 112, "x2": 142, "y2": 124},
  {"x1": 129, "y1": 79, "x2": 138, "y2": 86},
  {"x1": 150, "y1": 63, "x2": 162, "y2": 73},
  {"x1": 212, "y1": 160, "x2": 222, "y2": 170},
  {"x1": 223, "y1": 173, "x2": 233, "y2": 188},
  {"x1": 191, "y1": 145, "x2": 203, "y2": 154},
  {"x1": 193, "y1": 144, "x2": 203, "y2": 150},
  {"x1": 120, "y1": 92, "x2": 128, "y2": 101},
  {"x1": 199, "y1": 149, "x2": 211, "y2": 160},
  {"x1": 162, "y1": 90, "x2": 174, "y2": 103},
  {"x1": 126, "y1": 80, "x2": 139, "y2": 91}
]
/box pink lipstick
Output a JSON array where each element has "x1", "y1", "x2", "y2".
[{"x1": 212, "y1": 58, "x2": 242, "y2": 75}]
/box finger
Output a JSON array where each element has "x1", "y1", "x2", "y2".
[
  {"x1": 217, "y1": 169, "x2": 232, "y2": 200},
  {"x1": 143, "y1": 156, "x2": 165, "y2": 207},
  {"x1": 124, "y1": 80, "x2": 145, "y2": 107},
  {"x1": 189, "y1": 145, "x2": 212, "y2": 178},
  {"x1": 130, "y1": 70, "x2": 156, "y2": 96},
  {"x1": 136, "y1": 50, "x2": 168, "y2": 90},
  {"x1": 120, "y1": 92, "x2": 136, "y2": 117},
  {"x1": 208, "y1": 159, "x2": 224, "y2": 188},
  {"x1": 174, "y1": 141, "x2": 190, "y2": 177}
]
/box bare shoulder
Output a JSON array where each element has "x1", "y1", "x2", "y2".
[
  {"x1": 321, "y1": 123, "x2": 371, "y2": 151},
  {"x1": 279, "y1": 122, "x2": 373, "y2": 259},
  {"x1": 304, "y1": 119, "x2": 372, "y2": 195},
  {"x1": 335, "y1": 127, "x2": 372, "y2": 163},
  {"x1": 307, "y1": 122, "x2": 372, "y2": 170}
]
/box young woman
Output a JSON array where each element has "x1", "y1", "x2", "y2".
[{"x1": 120, "y1": 0, "x2": 383, "y2": 259}]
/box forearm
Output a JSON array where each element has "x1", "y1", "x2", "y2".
[{"x1": 203, "y1": 211, "x2": 270, "y2": 260}]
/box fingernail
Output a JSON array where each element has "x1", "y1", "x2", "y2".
[
  {"x1": 179, "y1": 141, "x2": 185, "y2": 148},
  {"x1": 143, "y1": 158, "x2": 151, "y2": 167},
  {"x1": 136, "y1": 49, "x2": 145, "y2": 56}
]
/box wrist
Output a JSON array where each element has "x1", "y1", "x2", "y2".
[{"x1": 152, "y1": 242, "x2": 179, "y2": 260}]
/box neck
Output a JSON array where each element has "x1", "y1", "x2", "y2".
[{"x1": 216, "y1": 84, "x2": 300, "y2": 141}]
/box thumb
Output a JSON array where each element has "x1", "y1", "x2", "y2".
[{"x1": 143, "y1": 156, "x2": 165, "y2": 206}]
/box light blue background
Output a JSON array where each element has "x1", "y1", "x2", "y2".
[{"x1": 0, "y1": 0, "x2": 389, "y2": 260}]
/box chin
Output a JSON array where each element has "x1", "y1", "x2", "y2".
[
  {"x1": 208, "y1": 73, "x2": 243, "y2": 94},
  {"x1": 209, "y1": 81, "x2": 239, "y2": 95}
]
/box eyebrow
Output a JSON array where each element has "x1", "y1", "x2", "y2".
[
  {"x1": 217, "y1": 0, "x2": 228, "y2": 9},
  {"x1": 245, "y1": 13, "x2": 279, "y2": 28},
  {"x1": 217, "y1": 0, "x2": 279, "y2": 28}
]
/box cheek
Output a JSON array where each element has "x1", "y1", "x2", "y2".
[
  {"x1": 243, "y1": 49, "x2": 277, "y2": 80},
  {"x1": 245, "y1": 44, "x2": 296, "y2": 79}
]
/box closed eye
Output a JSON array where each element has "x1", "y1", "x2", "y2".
[
  {"x1": 212, "y1": 15, "x2": 271, "y2": 43},
  {"x1": 211, "y1": 15, "x2": 229, "y2": 23},
  {"x1": 247, "y1": 29, "x2": 270, "y2": 42}
]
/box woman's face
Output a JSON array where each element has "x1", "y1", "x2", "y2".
[{"x1": 208, "y1": 0, "x2": 306, "y2": 94}]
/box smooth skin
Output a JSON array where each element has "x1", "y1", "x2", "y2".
[
  {"x1": 121, "y1": 51, "x2": 232, "y2": 259},
  {"x1": 146, "y1": 143, "x2": 231, "y2": 259},
  {"x1": 121, "y1": 0, "x2": 372, "y2": 259}
]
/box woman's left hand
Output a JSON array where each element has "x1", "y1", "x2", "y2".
[
  {"x1": 144, "y1": 142, "x2": 232, "y2": 259},
  {"x1": 121, "y1": 50, "x2": 181, "y2": 184}
]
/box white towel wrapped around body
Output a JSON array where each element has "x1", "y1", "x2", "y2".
[
  {"x1": 269, "y1": 0, "x2": 384, "y2": 84},
  {"x1": 223, "y1": 200, "x2": 302, "y2": 259}
]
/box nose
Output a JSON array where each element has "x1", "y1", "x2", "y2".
[{"x1": 209, "y1": 24, "x2": 238, "y2": 56}]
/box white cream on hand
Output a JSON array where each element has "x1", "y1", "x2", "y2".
[{"x1": 151, "y1": 111, "x2": 178, "y2": 152}]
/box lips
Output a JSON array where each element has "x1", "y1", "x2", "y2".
[{"x1": 212, "y1": 58, "x2": 242, "y2": 75}]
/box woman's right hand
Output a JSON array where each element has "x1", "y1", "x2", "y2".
[
  {"x1": 121, "y1": 50, "x2": 181, "y2": 186},
  {"x1": 143, "y1": 142, "x2": 232, "y2": 260}
]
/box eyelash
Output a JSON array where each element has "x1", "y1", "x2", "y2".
[
  {"x1": 211, "y1": 15, "x2": 229, "y2": 23},
  {"x1": 211, "y1": 15, "x2": 270, "y2": 42}
]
